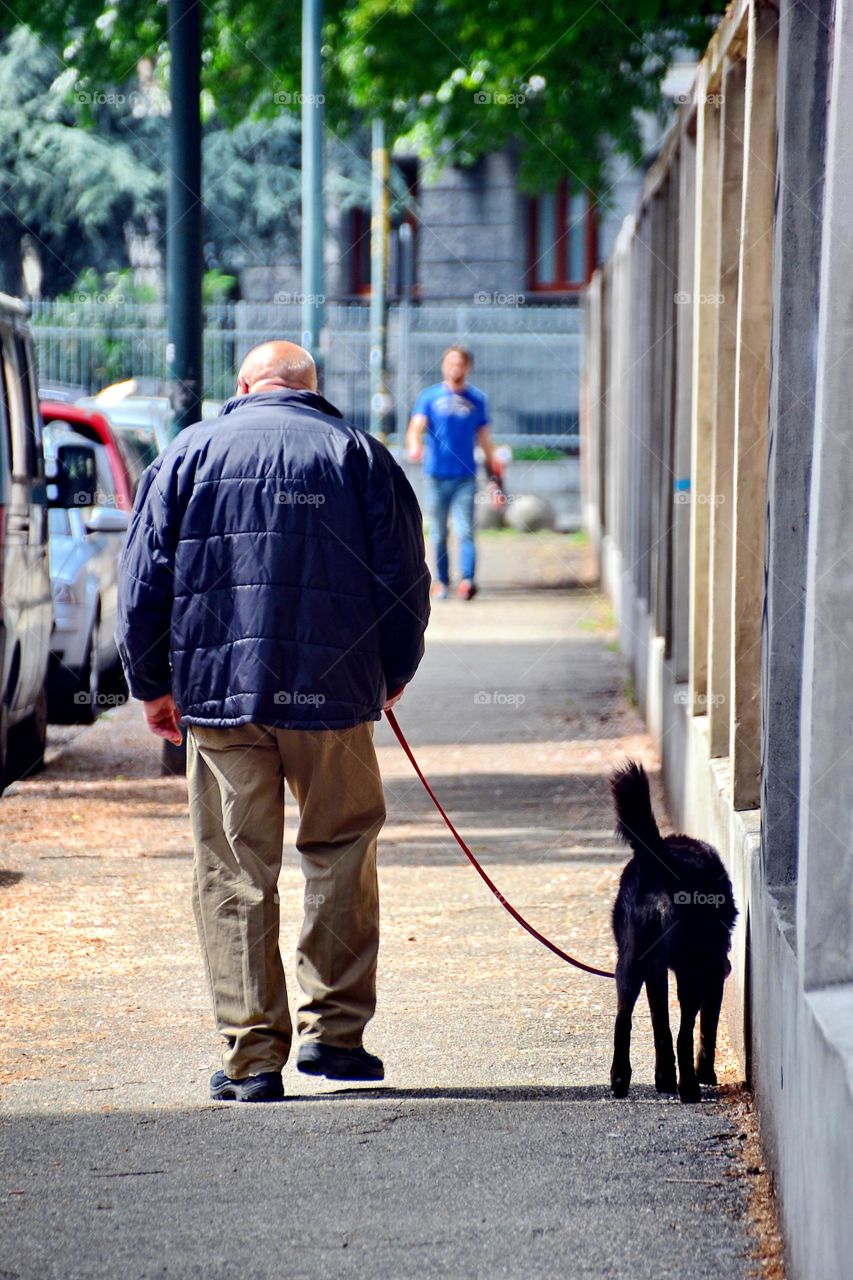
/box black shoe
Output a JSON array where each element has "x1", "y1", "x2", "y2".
[
  {"x1": 296, "y1": 1043, "x2": 385, "y2": 1081},
  {"x1": 209, "y1": 1069, "x2": 284, "y2": 1102}
]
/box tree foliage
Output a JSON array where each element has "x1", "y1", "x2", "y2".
[
  {"x1": 13, "y1": 1, "x2": 726, "y2": 190},
  {"x1": 0, "y1": 24, "x2": 379, "y2": 295},
  {"x1": 0, "y1": 25, "x2": 160, "y2": 294}
]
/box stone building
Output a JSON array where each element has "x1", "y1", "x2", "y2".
[{"x1": 238, "y1": 143, "x2": 644, "y2": 306}]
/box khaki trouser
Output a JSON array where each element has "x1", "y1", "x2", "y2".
[{"x1": 186, "y1": 720, "x2": 386, "y2": 1078}]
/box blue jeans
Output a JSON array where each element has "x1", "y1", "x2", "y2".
[{"x1": 425, "y1": 474, "x2": 477, "y2": 585}]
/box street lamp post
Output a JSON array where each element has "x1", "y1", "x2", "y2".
[
  {"x1": 369, "y1": 117, "x2": 392, "y2": 439},
  {"x1": 166, "y1": 0, "x2": 203, "y2": 439},
  {"x1": 301, "y1": 0, "x2": 324, "y2": 364},
  {"x1": 163, "y1": 0, "x2": 203, "y2": 776}
]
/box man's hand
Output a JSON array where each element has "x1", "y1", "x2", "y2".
[
  {"x1": 383, "y1": 685, "x2": 405, "y2": 712},
  {"x1": 143, "y1": 693, "x2": 183, "y2": 745},
  {"x1": 406, "y1": 413, "x2": 427, "y2": 463}
]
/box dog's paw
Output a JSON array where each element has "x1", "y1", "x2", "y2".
[
  {"x1": 655, "y1": 1068, "x2": 678, "y2": 1094},
  {"x1": 678, "y1": 1079, "x2": 702, "y2": 1104},
  {"x1": 610, "y1": 1071, "x2": 631, "y2": 1098}
]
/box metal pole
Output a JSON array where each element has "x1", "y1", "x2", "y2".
[
  {"x1": 163, "y1": 0, "x2": 203, "y2": 776},
  {"x1": 166, "y1": 0, "x2": 203, "y2": 439},
  {"x1": 370, "y1": 118, "x2": 392, "y2": 438},
  {"x1": 301, "y1": 0, "x2": 324, "y2": 362},
  {"x1": 396, "y1": 221, "x2": 414, "y2": 438}
]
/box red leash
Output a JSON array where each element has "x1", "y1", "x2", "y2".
[{"x1": 385, "y1": 710, "x2": 615, "y2": 980}]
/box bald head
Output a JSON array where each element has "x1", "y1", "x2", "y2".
[{"x1": 236, "y1": 341, "x2": 317, "y2": 396}]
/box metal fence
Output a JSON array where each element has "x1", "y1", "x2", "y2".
[{"x1": 30, "y1": 300, "x2": 583, "y2": 448}]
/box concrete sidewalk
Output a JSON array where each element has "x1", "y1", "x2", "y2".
[{"x1": 0, "y1": 533, "x2": 778, "y2": 1278}]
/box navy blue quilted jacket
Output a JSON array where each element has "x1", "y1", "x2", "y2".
[{"x1": 116, "y1": 389, "x2": 430, "y2": 729}]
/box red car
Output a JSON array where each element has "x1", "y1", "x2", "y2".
[{"x1": 39, "y1": 401, "x2": 134, "y2": 512}]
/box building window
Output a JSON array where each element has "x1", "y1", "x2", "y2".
[
  {"x1": 346, "y1": 157, "x2": 419, "y2": 298},
  {"x1": 527, "y1": 182, "x2": 597, "y2": 291},
  {"x1": 347, "y1": 206, "x2": 372, "y2": 296}
]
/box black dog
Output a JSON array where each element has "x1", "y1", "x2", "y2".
[{"x1": 609, "y1": 761, "x2": 737, "y2": 1103}]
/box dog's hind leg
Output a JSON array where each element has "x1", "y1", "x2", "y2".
[
  {"x1": 611, "y1": 959, "x2": 643, "y2": 1098},
  {"x1": 696, "y1": 970, "x2": 725, "y2": 1086},
  {"x1": 675, "y1": 972, "x2": 702, "y2": 1103},
  {"x1": 645, "y1": 963, "x2": 676, "y2": 1094}
]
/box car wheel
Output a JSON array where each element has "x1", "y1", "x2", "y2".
[
  {"x1": 48, "y1": 613, "x2": 101, "y2": 725},
  {"x1": 82, "y1": 623, "x2": 101, "y2": 724},
  {"x1": 10, "y1": 683, "x2": 48, "y2": 781}
]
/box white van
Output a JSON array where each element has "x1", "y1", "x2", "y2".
[{"x1": 0, "y1": 294, "x2": 52, "y2": 793}]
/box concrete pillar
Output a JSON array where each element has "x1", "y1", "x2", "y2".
[
  {"x1": 598, "y1": 267, "x2": 610, "y2": 534},
  {"x1": 654, "y1": 178, "x2": 677, "y2": 647},
  {"x1": 688, "y1": 93, "x2": 721, "y2": 711},
  {"x1": 707, "y1": 57, "x2": 746, "y2": 758},
  {"x1": 672, "y1": 132, "x2": 696, "y2": 683},
  {"x1": 581, "y1": 273, "x2": 601, "y2": 543},
  {"x1": 761, "y1": 0, "x2": 830, "y2": 887},
  {"x1": 729, "y1": 4, "x2": 778, "y2": 809},
  {"x1": 634, "y1": 213, "x2": 653, "y2": 606},
  {"x1": 647, "y1": 194, "x2": 666, "y2": 625},
  {"x1": 797, "y1": 0, "x2": 853, "y2": 989}
]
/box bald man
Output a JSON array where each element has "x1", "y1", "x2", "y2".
[{"x1": 117, "y1": 342, "x2": 430, "y2": 1101}]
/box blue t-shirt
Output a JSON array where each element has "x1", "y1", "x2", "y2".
[{"x1": 413, "y1": 382, "x2": 490, "y2": 478}]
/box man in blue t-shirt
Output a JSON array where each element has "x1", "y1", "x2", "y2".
[{"x1": 406, "y1": 345, "x2": 497, "y2": 600}]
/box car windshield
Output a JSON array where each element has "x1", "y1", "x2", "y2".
[{"x1": 111, "y1": 429, "x2": 158, "y2": 493}]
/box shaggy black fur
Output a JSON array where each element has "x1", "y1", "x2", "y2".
[{"x1": 609, "y1": 762, "x2": 737, "y2": 1103}]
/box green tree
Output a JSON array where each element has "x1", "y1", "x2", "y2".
[
  {"x1": 15, "y1": 1, "x2": 725, "y2": 190},
  {"x1": 0, "y1": 25, "x2": 160, "y2": 294}
]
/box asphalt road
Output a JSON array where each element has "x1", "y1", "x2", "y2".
[{"x1": 0, "y1": 533, "x2": 773, "y2": 1278}]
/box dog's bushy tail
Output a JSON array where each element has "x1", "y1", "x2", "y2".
[{"x1": 610, "y1": 761, "x2": 663, "y2": 864}]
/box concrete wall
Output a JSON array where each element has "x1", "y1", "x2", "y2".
[{"x1": 583, "y1": 3, "x2": 853, "y2": 1277}]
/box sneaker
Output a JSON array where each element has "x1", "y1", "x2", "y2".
[
  {"x1": 296, "y1": 1043, "x2": 385, "y2": 1081},
  {"x1": 457, "y1": 579, "x2": 477, "y2": 601},
  {"x1": 431, "y1": 582, "x2": 449, "y2": 600},
  {"x1": 209, "y1": 1069, "x2": 284, "y2": 1102}
]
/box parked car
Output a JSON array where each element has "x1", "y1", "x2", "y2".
[
  {"x1": 0, "y1": 294, "x2": 52, "y2": 793},
  {"x1": 76, "y1": 393, "x2": 170, "y2": 495},
  {"x1": 38, "y1": 382, "x2": 90, "y2": 405},
  {"x1": 40, "y1": 400, "x2": 134, "y2": 512},
  {"x1": 43, "y1": 425, "x2": 130, "y2": 723},
  {"x1": 77, "y1": 381, "x2": 225, "y2": 495}
]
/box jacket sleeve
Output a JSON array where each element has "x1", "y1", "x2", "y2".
[
  {"x1": 365, "y1": 450, "x2": 431, "y2": 691},
  {"x1": 116, "y1": 459, "x2": 181, "y2": 703}
]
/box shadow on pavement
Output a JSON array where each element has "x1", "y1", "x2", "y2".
[{"x1": 0, "y1": 1083, "x2": 748, "y2": 1280}]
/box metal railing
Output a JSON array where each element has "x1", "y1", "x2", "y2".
[{"x1": 30, "y1": 299, "x2": 583, "y2": 448}]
